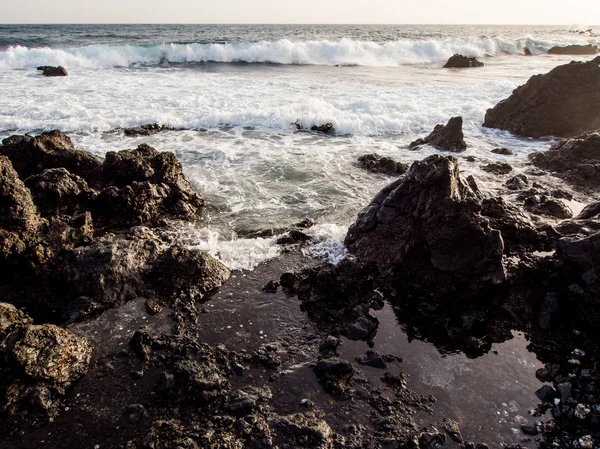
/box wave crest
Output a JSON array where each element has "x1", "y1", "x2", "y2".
[{"x1": 0, "y1": 36, "x2": 587, "y2": 69}]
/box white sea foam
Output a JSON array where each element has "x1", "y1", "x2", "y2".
[
  {"x1": 303, "y1": 224, "x2": 349, "y2": 265},
  {"x1": 0, "y1": 35, "x2": 594, "y2": 69}
]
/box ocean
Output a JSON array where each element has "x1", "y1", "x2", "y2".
[{"x1": 0, "y1": 24, "x2": 597, "y2": 270}]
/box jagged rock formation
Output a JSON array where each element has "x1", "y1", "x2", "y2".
[{"x1": 409, "y1": 117, "x2": 467, "y2": 152}]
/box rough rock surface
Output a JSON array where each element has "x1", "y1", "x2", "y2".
[
  {"x1": 0, "y1": 303, "x2": 32, "y2": 333},
  {"x1": 0, "y1": 131, "x2": 102, "y2": 180},
  {"x1": 547, "y1": 44, "x2": 599, "y2": 55},
  {"x1": 523, "y1": 194, "x2": 573, "y2": 219},
  {"x1": 0, "y1": 156, "x2": 40, "y2": 263},
  {"x1": 1, "y1": 324, "x2": 92, "y2": 390},
  {"x1": 530, "y1": 133, "x2": 600, "y2": 190},
  {"x1": 483, "y1": 57, "x2": 600, "y2": 138},
  {"x1": 24, "y1": 168, "x2": 95, "y2": 217},
  {"x1": 123, "y1": 123, "x2": 172, "y2": 136},
  {"x1": 36, "y1": 66, "x2": 68, "y2": 76},
  {"x1": 345, "y1": 155, "x2": 505, "y2": 295},
  {"x1": 443, "y1": 54, "x2": 484, "y2": 68},
  {"x1": 357, "y1": 153, "x2": 408, "y2": 176},
  {"x1": 409, "y1": 117, "x2": 467, "y2": 152},
  {"x1": 482, "y1": 162, "x2": 512, "y2": 175}
]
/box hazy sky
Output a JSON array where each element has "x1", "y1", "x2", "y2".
[{"x1": 3, "y1": 0, "x2": 599, "y2": 25}]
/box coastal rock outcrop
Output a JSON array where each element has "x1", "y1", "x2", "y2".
[
  {"x1": 0, "y1": 131, "x2": 102, "y2": 180},
  {"x1": 409, "y1": 117, "x2": 467, "y2": 152},
  {"x1": 345, "y1": 155, "x2": 505, "y2": 295},
  {"x1": 123, "y1": 123, "x2": 172, "y2": 136},
  {"x1": 483, "y1": 57, "x2": 600, "y2": 138},
  {"x1": 530, "y1": 133, "x2": 600, "y2": 190},
  {"x1": 357, "y1": 153, "x2": 408, "y2": 176},
  {"x1": 547, "y1": 44, "x2": 599, "y2": 55},
  {"x1": 443, "y1": 54, "x2": 484, "y2": 68},
  {"x1": 0, "y1": 156, "x2": 40, "y2": 263},
  {"x1": 36, "y1": 66, "x2": 68, "y2": 76}
]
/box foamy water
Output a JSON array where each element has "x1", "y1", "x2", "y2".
[{"x1": 1, "y1": 24, "x2": 597, "y2": 270}]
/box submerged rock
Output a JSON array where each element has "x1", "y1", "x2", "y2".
[
  {"x1": 547, "y1": 44, "x2": 599, "y2": 55},
  {"x1": 357, "y1": 153, "x2": 408, "y2": 176},
  {"x1": 491, "y1": 147, "x2": 514, "y2": 155},
  {"x1": 123, "y1": 123, "x2": 172, "y2": 136},
  {"x1": 483, "y1": 57, "x2": 600, "y2": 138},
  {"x1": 530, "y1": 133, "x2": 600, "y2": 190},
  {"x1": 409, "y1": 117, "x2": 467, "y2": 152},
  {"x1": 345, "y1": 155, "x2": 505, "y2": 295},
  {"x1": 443, "y1": 54, "x2": 484, "y2": 68},
  {"x1": 36, "y1": 66, "x2": 68, "y2": 76}
]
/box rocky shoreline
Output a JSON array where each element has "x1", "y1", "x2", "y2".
[{"x1": 2, "y1": 56, "x2": 600, "y2": 449}]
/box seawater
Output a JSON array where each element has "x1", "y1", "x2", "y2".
[{"x1": 0, "y1": 24, "x2": 598, "y2": 270}]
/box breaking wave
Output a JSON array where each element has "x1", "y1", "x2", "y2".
[{"x1": 0, "y1": 36, "x2": 592, "y2": 69}]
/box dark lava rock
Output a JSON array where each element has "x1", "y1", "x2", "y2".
[
  {"x1": 491, "y1": 147, "x2": 514, "y2": 155},
  {"x1": 548, "y1": 44, "x2": 599, "y2": 55},
  {"x1": 355, "y1": 350, "x2": 388, "y2": 369},
  {"x1": 1, "y1": 322, "x2": 91, "y2": 391},
  {"x1": 0, "y1": 131, "x2": 102, "y2": 180},
  {"x1": 483, "y1": 57, "x2": 600, "y2": 138},
  {"x1": 0, "y1": 156, "x2": 41, "y2": 263},
  {"x1": 535, "y1": 385, "x2": 557, "y2": 402},
  {"x1": 295, "y1": 217, "x2": 315, "y2": 228},
  {"x1": 314, "y1": 359, "x2": 354, "y2": 396},
  {"x1": 36, "y1": 66, "x2": 68, "y2": 76},
  {"x1": 345, "y1": 155, "x2": 505, "y2": 295},
  {"x1": 149, "y1": 244, "x2": 230, "y2": 302},
  {"x1": 272, "y1": 412, "x2": 333, "y2": 448},
  {"x1": 557, "y1": 231, "x2": 600, "y2": 294},
  {"x1": 409, "y1": 116, "x2": 467, "y2": 152},
  {"x1": 123, "y1": 123, "x2": 171, "y2": 136},
  {"x1": 0, "y1": 303, "x2": 32, "y2": 334},
  {"x1": 24, "y1": 168, "x2": 95, "y2": 217},
  {"x1": 505, "y1": 174, "x2": 529, "y2": 191},
  {"x1": 524, "y1": 48, "x2": 533, "y2": 56},
  {"x1": 357, "y1": 153, "x2": 408, "y2": 176},
  {"x1": 262, "y1": 280, "x2": 279, "y2": 293},
  {"x1": 443, "y1": 54, "x2": 484, "y2": 68},
  {"x1": 578, "y1": 201, "x2": 600, "y2": 219},
  {"x1": 344, "y1": 313, "x2": 378, "y2": 341},
  {"x1": 65, "y1": 227, "x2": 164, "y2": 311},
  {"x1": 530, "y1": 134, "x2": 600, "y2": 190},
  {"x1": 279, "y1": 272, "x2": 300, "y2": 294},
  {"x1": 97, "y1": 143, "x2": 204, "y2": 226},
  {"x1": 524, "y1": 194, "x2": 573, "y2": 219},
  {"x1": 482, "y1": 162, "x2": 513, "y2": 175}
]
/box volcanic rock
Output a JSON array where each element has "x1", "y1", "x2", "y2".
[
  {"x1": 491, "y1": 147, "x2": 514, "y2": 155},
  {"x1": 530, "y1": 133, "x2": 600, "y2": 190},
  {"x1": 357, "y1": 153, "x2": 408, "y2": 176},
  {"x1": 483, "y1": 57, "x2": 600, "y2": 138},
  {"x1": 578, "y1": 201, "x2": 600, "y2": 219},
  {"x1": 345, "y1": 155, "x2": 505, "y2": 295},
  {"x1": 505, "y1": 174, "x2": 529, "y2": 191},
  {"x1": 443, "y1": 54, "x2": 484, "y2": 68},
  {"x1": 0, "y1": 131, "x2": 102, "y2": 180},
  {"x1": 0, "y1": 303, "x2": 32, "y2": 334},
  {"x1": 1, "y1": 323, "x2": 91, "y2": 391},
  {"x1": 482, "y1": 162, "x2": 513, "y2": 175},
  {"x1": 0, "y1": 156, "x2": 40, "y2": 263},
  {"x1": 36, "y1": 66, "x2": 68, "y2": 76},
  {"x1": 523, "y1": 194, "x2": 573, "y2": 219},
  {"x1": 409, "y1": 117, "x2": 467, "y2": 152},
  {"x1": 24, "y1": 168, "x2": 95, "y2": 217},
  {"x1": 123, "y1": 123, "x2": 172, "y2": 136}
]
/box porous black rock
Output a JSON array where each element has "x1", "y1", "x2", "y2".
[{"x1": 36, "y1": 66, "x2": 68, "y2": 76}]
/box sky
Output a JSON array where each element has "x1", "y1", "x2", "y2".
[{"x1": 2, "y1": 0, "x2": 599, "y2": 25}]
